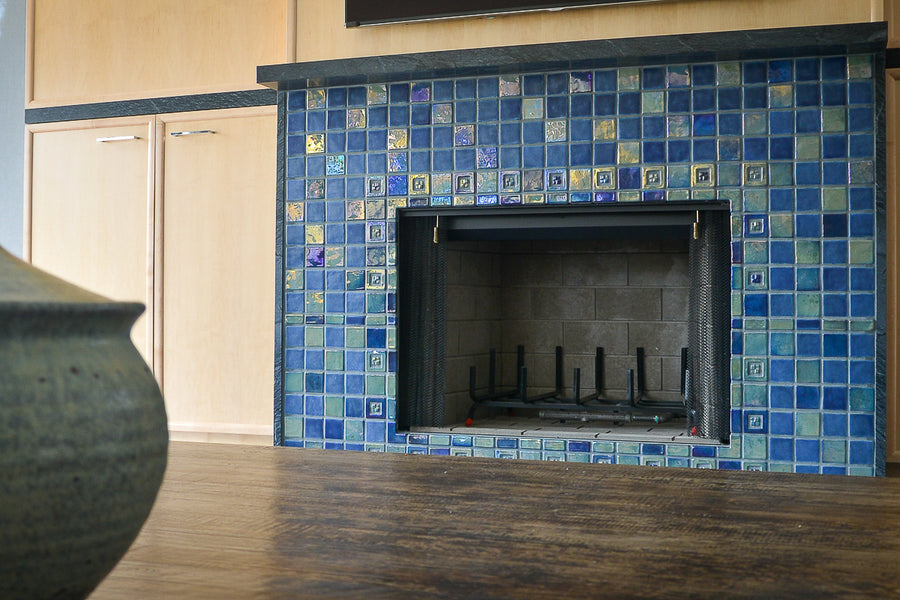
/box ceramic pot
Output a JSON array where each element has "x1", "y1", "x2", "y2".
[{"x1": 0, "y1": 247, "x2": 168, "y2": 599}]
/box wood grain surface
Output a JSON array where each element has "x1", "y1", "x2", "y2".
[{"x1": 89, "y1": 442, "x2": 900, "y2": 599}]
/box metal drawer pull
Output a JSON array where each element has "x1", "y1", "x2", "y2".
[
  {"x1": 170, "y1": 129, "x2": 215, "y2": 137},
  {"x1": 96, "y1": 135, "x2": 140, "y2": 143}
]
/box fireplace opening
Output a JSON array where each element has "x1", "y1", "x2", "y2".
[{"x1": 397, "y1": 202, "x2": 731, "y2": 443}]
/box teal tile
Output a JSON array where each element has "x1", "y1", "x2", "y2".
[
  {"x1": 796, "y1": 413, "x2": 820, "y2": 436},
  {"x1": 742, "y1": 434, "x2": 767, "y2": 460},
  {"x1": 796, "y1": 360, "x2": 821, "y2": 383}
]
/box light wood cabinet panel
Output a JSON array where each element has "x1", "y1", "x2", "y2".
[
  {"x1": 28, "y1": 118, "x2": 155, "y2": 365},
  {"x1": 296, "y1": 0, "x2": 878, "y2": 62},
  {"x1": 159, "y1": 108, "x2": 276, "y2": 445},
  {"x1": 28, "y1": 0, "x2": 290, "y2": 107}
]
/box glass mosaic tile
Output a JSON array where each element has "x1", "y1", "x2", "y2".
[{"x1": 280, "y1": 49, "x2": 881, "y2": 474}]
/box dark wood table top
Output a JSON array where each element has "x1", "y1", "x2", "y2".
[{"x1": 90, "y1": 442, "x2": 900, "y2": 599}]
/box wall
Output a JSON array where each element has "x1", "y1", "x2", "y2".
[
  {"x1": 296, "y1": 0, "x2": 883, "y2": 61},
  {"x1": 0, "y1": 0, "x2": 25, "y2": 256}
]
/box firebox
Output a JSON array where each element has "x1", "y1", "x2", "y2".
[{"x1": 398, "y1": 202, "x2": 731, "y2": 442}]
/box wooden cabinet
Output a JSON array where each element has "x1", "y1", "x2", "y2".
[
  {"x1": 26, "y1": 107, "x2": 277, "y2": 445},
  {"x1": 28, "y1": 118, "x2": 156, "y2": 364},
  {"x1": 158, "y1": 109, "x2": 276, "y2": 444},
  {"x1": 27, "y1": 0, "x2": 292, "y2": 107}
]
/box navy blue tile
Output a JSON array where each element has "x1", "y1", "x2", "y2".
[
  {"x1": 411, "y1": 104, "x2": 431, "y2": 125},
  {"x1": 850, "y1": 267, "x2": 875, "y2": 291},
  {"x1": 618, "y1": 92, "x2": 641, "y2": 114},
  {"x1": 850, "y1": 214, "x2": 874, "y2": 237},
  {"x1": 571, "y1": 119, "x2": 593, "y2": 141},
  {"x1": 523, "y1": 74, "x2": 546, "y2": 95},
  {"x1": 571, "y1": 95, "x2": 592, "y2": 117},
  {"x1": 499, "y1": 147, "x2": 521, "y2": 168},
  {"x1": 718, "y1": 88, "x2": 741, "y2": 111},
  {"x1": 795, "y1": 83, "x2": 820, "y2": 107},
  {"x1": 642, "y1": 116, "x2": 666, "y2": 138},
  {"x1": 523, "y1": 122, "x2": 544, "y2": 144},
  {"x1": 823, "y1": 333, "x2": 848, "y2": 357},
  {"x1": 693, "y1": 114, "x2": 715, "y2": 136},
  {"x1": 593, "y1": 70, "x2": 616, "y2": 92},
  {"x1": 769, "y1": 438, "x2": 794, "y2": 462},
  {"x1": 523, "y1": 145, "x2": 544, "y2": 168},
  {"x1": 455, "y1": 148, "x2": 476, "y2": 170},
  {"x1": 822, "y1": 360, "x2": 848, "y2": 384},
  {"x1": 796, "y1": 188, "x2": 820, "y2": 211},
  {"x1": 823, "y1": 294, "x2": 848, "y2": 317},
  {"x1": 770, "y1": 386, "x2": 793, "y2": 409},
  {"x1": 796, "y1": 109, "x2": 821, "y2": 133},
  {"x1": 795, "y1": 162, "x2": 820, "y2": 185},
  {"x1": 692, "y1": 88, "x2": 716, "y2": 111},
  {"x1": 367, "y1": 107, "x2": 387, "y2": 127},
  {"x1": 795, "y1": 57, "x2": 820, "y2": 81},
  {"x1": 347, "y1": 86, "x2": 366, "y2": 106},
  {"x1": 823, "y1": 214, "x2": 848, "y2": 237},
  {"x1": 500, "y1": 98, "x2": 522, "y2": 120},
  {"x1": 691, "y1": 446, "x2": 716, "y2": 458},
  {"x1": 570, "y1": 143, "x2": 593, "y2": 166},
  {"x1": 769, "y1": 111, "x2": 794, "y2": 135},
  {"x1": 642, "y1": 66, "x2": 665, "y2": 89},
  {"x1": 743, "y1": 87, "x2": 767, "y2": 109},
  {"x1": 822, "y1": 413, "x2": 847, "y2": 437},
  {"x1": 307, "y1": 111, "x2": 326, "y2": 131},
  {"x1": 822, "y1": 386, "x2": 846, "y2": 412},
  {"x1": 821, "y1": 83, "x2": 847, "y2": 106},
  {"x1": 594, "y1": 94, "x2": 616, "y2": 115},
  {"x1": 796, "y1": 386, "x2": 819, "y2": 409},
  {"x1": 769, "y1": 294, "x2": 793, "y2": 317},
  {"x1": 768, "y1": 59, "x2": 792, "y2": 83},
  {"x1": 693, "y1": 140, "x2": 716, "y2": 161},
  {"x1": 769, "y1": 412, "x2": 793, "y2": 435},
  {"x1": 744, "y1": 61, "x2": 767, "y2": 83},
  {"x1": 547, "y1": 72, "x2": 567, "y2": 94},
  {"x1": 546, "y1": 145, "x2": 566, "y2": 167},
  {"x1": 849, "y1": 107, "x2": 875, "y2": 132},
  {"x1": 478, "y1": 77, "x2": 499, "y2": 98},
  {"x1": 692, "y1": 64, "x2": 716, "y2": 86},
  {"x1": 389, "y1": 106, "x2": 409, "y2": 127},
  {"x1": 668, "y1": 90, "x2": 691, "y2": 112},
  {"x1": 744, "y1": 138, "x2": 768, "y2": 161},
  {"x1": 619, "y1": 117, "x2": 641, "y2": 139},
  {"x1": 795, "y1": 439, "x2": 819, "y2": 463},
  {"x1": 668, "y1": 140, "x2": 690, "y2": 162},
  {"x1": 594, "y1": 143, "x2": 616, "y2": 165},
  {"x1": 455, "y1": 79, "x2": 476, "y2": 99},
  {"x1": 769, "y1": 267, "x2": 794, "y2": 290},
  {"x1": 744, "y1": 294, "x2": 768, "y2": 316},
  {"x1": 770, "y1": 137, "x2": 794, "y2": 160},
  {"x1": 821, "y1": 56, "x2": 847, "y2": 80},
  {"x1": 849, "y1": 81, "x2": 874, "y2": 104},
  {"x1": 618, "y1": 167, "x2": 641, "y2": 189},
  {"x1": 849, "y1": 414, "x2": 874, "y2": 438},
  {"x1": 456, "y1": 100, "x2": 477, "y2": 122},
  {"x1": 849, "y1": 134, "x2": 874, "y2": 158},
  {"x1": 795, "y1": 214, "x2": 820, "y2": 237},
  {"x1": 823, "y1": 267, "x2": 848, "y2": 291},
  {"x1": 643, "y1": 141, "x2": 665, "y2": 163},
  {"x1": 432, "y1": 80, "x2": 453, "y2": 101},
  {"x1": 327, "y1": 109, "x2": 347, "y2": 131}
]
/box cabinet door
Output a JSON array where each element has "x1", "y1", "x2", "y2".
[
  {"x1": 160, "y1": 108, "x2": 276, "y2": 444},
  {"x1": 29, "y1": 119, "x2": 155, "y2": 365}
]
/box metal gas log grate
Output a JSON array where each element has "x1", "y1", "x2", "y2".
[
  {"x1": 397, "y1": 202, "x2": 731, "y2": 443},
  {"x1": 466, "y1": 345, "x2": 687, "y2": 426}
]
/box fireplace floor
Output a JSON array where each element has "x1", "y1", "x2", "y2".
[{"x1": 412, "y1": 416, "x2": 720, "y2": 445}]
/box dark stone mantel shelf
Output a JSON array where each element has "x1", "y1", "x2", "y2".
[{"x1": 257, "y1": 22, "x2": 886, "y2": 91}]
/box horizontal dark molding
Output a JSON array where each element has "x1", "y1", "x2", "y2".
[
  {"x1": 258, "y1": 23, "x2": 886, "y2": 91},
  {"x1": 25, "y1": 89, "x2": 277, "y2": 125}
]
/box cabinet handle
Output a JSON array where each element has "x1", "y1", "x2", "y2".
[
  {"x1": 96, "y1": 135, "x2": 140, "y2": 143},
  {"x1": 170, "y1": 129, "x2": 215, "y2": 137}
]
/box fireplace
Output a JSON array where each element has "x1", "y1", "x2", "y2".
[
  {"x1": 397, "y1": 202, "x2": 731, "y2": 442},
  {"x1": 262, "y1": 23, "x2": 886, "y2": 474}
]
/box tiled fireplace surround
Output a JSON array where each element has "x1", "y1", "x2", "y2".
[{"x1": 265, "y1": 23, "x2": 887, "y2": 475}]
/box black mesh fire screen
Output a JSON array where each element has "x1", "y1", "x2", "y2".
[{"x1": 398, "y1": 202, "x2": 730, "y2": 441}]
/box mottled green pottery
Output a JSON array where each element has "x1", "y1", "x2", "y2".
[{"x1": 0, "y1": 247, "x2": 168, "y2": 599}]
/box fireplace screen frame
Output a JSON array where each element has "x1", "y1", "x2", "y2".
[{"x1": 397, "y1": 201, "x2": 731, "y2": 442}]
